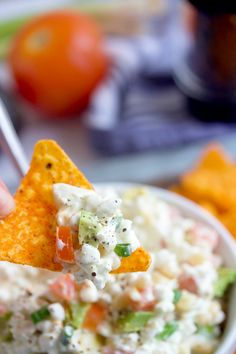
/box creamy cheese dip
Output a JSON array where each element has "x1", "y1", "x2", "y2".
[
  {"x1": 0, "y1": 186, "x2": 235, "y2": 354},
  {"x1": 53, "y1": 184, "x2": 140, "y2": 289}
]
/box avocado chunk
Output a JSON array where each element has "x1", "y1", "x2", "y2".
[
  {"x1": 156, "y1": 321, "x2": 178, "y2": 341},
  {"x1": 67, "y1": 303, "x2": 90, "y2": 329},
  {"x1": 79, "y1": 210, "x2": 101, "y2": 247},
  {"x1": 173, "y1": 289, "x2": 182, "y2": 305},
  {"x1": 117, "y1": 311, "x2": 154, "y2": 333},
  {"x1": 214, "y1": 267, "x2": 236, "y2": 297}
]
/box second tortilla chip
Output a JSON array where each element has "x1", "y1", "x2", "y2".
[{"x1": 111, "y1": 247, "x2": 151, "y2": 274}]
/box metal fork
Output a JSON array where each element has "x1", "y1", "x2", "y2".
[{"x1": 0, "y1": 98, "x2": 28, "y2": 177}]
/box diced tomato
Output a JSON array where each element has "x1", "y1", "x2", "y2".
[
  {"x1": 130, "y1": 287, "x2": 155, "y2": 311},
  {"x1": 83, "y1": 303, "x2": 107, "y2": 332},
  {"x1": 169, "y1": 206, "x2": 181, "y2": 220},
  {"x1": 179, "y1": 274, "x2": 198, "y2": 294},
  {"x1": 160, "y1": 239, "x2": 167, "y2": 249},
  {"x1": 56, "y1": 226, "x2": 75, "y2": 263},
  {"x1": 49, "y1": 274, "x2": 78, "y2": 302},
  {"x1": 0, "y1": 304, "x2": 7, "y2": 315},
  {"x1": 189, "y1": 224, "x2": 219, "y2": 250}
]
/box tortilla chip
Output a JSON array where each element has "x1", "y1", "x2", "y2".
[
  {"x1": 0, "y1": 140, "x2": 150, "y2": 274},
  {"x1": 172, "y1": 143, "x2": 236, "y2": 241},
  {"x1": 181, "y1": 171, "x2": 229, "y2": 210},
  {"x1": 181, "y1": 168, "x2": 236, "y2": 212},
  {"x1": 197, "y1": 200, "x2": 219, "y2": 216},
  {"x1": 219, "y1": 209, "x2": 236, "y2": 237},
  {"x1": 176, "y1": 144, "x2": 236, "y2": 211},
  {"x1": 197, "y1": 144, "x2": 232, "y2": 170},
  {"x1": 111, "y1": 247, "x2": 151, "y2": 274},
  {"x1": 0, "y1": 140, "x2": 92, "y2": 271}
]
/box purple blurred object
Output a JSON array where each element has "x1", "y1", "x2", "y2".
[{"x1": 86, "y1": 1, "x2": 235, "y2": 155}]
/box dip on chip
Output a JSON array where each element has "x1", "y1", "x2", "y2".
[{"x1": 0, "y1": 140, "x2": 151, "y2": 288}]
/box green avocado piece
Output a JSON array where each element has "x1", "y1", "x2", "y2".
[
  {"x1": 117, "y1": 311, "x2": 154, "y2": 333},
  {"x1": 214, "y1": 267, "x2": 236, "y2": 297},
  {"x1": 67, "y1": 303, "x2": 90, "y2": 329},
  {"x1": 173, "y1": 289, "x2": 182, "y2": 305},
  {"x1": 156, "y1": 321, "x2": 178, "y2": 341},
  {"x1": 79, "y1": 210, "x2": 101, "y2": 247}
]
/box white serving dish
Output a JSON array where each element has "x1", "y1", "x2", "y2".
[{"x1": 97, "y1": 183, "x2": 236, "y2": 354}]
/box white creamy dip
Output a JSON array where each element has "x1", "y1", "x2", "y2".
[
  {"x1": 0, "y1": 186, "x2": 234, "y2": 354},
  {"x1": 53, "y1": 184, "x2": 140, "y2": 289}
]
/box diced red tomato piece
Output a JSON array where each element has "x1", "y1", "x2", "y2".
[
  {"x1": 49, "y1": 274, "x2": 78, "y2": 302},
  {"x1": 179, "y1": 274, "x2": 198, "y2": 294},
  {"x1": 56, "y1": 226, "x2": 75, "y2": 263},
  {"x1": 0, "y1": 304, "x2": 7, "y2": 315},
  {"x1": 160, "y1": 239, "x2": 167, "y2": 249},
  {"x1": 189, "y1": 224, "x2": 219, "y2": 250},
  {"x1": 130, "y1": 287, "x2": 155, "y2": 311},
  {"x1": 83, "y1": 303, "x2": 107, "y2": 332}
]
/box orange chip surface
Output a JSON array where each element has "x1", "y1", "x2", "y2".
[
  {"x1": 111, "y1": 247, "x2": 151, "y2": 274},
  {"x1": 0, "y1": 140, "x2": 150, "y2": 273},
  {"x1": 172, "y1": 143, "x2": 236, "y2": 241},
  {"x1": 197, "y1": 144, "x2": 232, "y2": 170},
  {"x1": 180, "y1": 147, "x2": 236, "y2": 211}
]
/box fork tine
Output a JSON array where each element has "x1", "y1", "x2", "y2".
[{"x1": 0, "y1": 98, "x2": 28, "y2": 177}]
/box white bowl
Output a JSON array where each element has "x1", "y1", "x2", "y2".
[{"x1": 97, "y1": 183, "x2": 236, "y2": 354}]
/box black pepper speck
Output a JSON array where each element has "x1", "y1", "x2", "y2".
[{"x1": 46, "y1": 162, "x2": 52, "y2": 169}]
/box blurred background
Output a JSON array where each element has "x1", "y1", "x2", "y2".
[{"x1": 1, "y1": 0, "x2": 236, "y2": 193}]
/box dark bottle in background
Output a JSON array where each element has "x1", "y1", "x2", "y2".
[{"x1": 174, "y1": 0, "x2": 236, "y2": 121}]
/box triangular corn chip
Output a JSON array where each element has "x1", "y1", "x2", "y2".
[
  {"x1": 111, "y1": 247, "x2": 151, "y2": 274},
  {"x1": 197, "y1": 144, "x2": 233, "y2": 170},
  {"x1": 0, "y1": 140, "x2": 151, "y2": 273},
  {"x1": 172, "y1": 143, "x2": 236, "y2": 242}
]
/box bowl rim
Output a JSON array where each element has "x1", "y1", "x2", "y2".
[{"x1": 96, "y1": 182, "x2": 236, "y2": 354}]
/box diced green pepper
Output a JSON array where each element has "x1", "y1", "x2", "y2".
[
  {"x1": 79, "y1": 210, "x2": 101, "y2": 247},
  {"x1": 214, "y1": 267, "x2": 236, "y2": 297},
  {"x1": 117, "y1": 311, "x2": 154, "y2": 333},
  {"x1": 156, "y1": 321, "x2": 178, "y2": 341},
  {"x1": 173, "y1": 289, "x2": 182, "y2": 305},
  {"x1": 30, "y1": 306, "x2": 50, "y2": 324},
  {"x1": 114, "y1": 243, "x2": 132, "y2": 257},
  {"x1": 68, "y1": 303, "x2": 90, "y2": 329}
]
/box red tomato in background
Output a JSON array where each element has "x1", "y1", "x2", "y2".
[{"x1": 9, "y1": 11, "x2": 109, "y2": 117}]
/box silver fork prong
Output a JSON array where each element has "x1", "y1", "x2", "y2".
[{"x1": 0, "y1": 99, "x2": 29, "y2": 177}]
